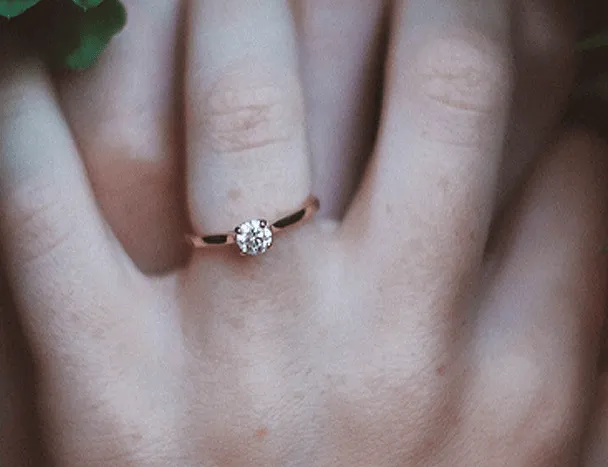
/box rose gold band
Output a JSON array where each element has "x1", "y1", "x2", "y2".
[{"x1": 186, "y1": 195, "x2": 320, "y2": 250}]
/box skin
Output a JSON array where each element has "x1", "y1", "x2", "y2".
[{"x1": 0, "y1": 0, "x2": 608, "y2": 465}]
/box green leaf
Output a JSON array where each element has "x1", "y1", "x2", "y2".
[
  {"x1": 0, "y1": 0, "x2": 42, "y2": 18},
  {"x1": 52, "y1": 0, "x2": 126, "y2": 70},
  {"x1": 579, "y1": 32, "x2": 608, "y2": 51},
  {"x1": 71, "y1": 0, "x2": 104, "y2": 10}
]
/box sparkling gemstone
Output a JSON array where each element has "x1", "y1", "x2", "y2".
[{"x1": 234, "y1": 219, "x2": 273, "y2": 256}]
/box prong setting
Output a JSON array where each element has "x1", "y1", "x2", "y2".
[{"x1": 234, "y1": 219, "x2": 273, "y2": 256}]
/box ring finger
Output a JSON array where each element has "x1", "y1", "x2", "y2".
[{"x1": 185, "y1": 0, "x2": 312, "y2": 245}]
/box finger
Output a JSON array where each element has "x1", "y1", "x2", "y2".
[
  {"x1": 56, "y1": 0, "x2": 186, "y2": 273},
  {"x1": 186, "y1": 0, "x2": 312, "y2": 237},
  {"x1": 0, "y1": 41, "x2": 139, "y2": 359},
  {"x1": 345, "y1": 0, "x2": 512, "y2": 323},
  {"x1": 498, "y1": 0, "x2": 577, "y2": 207},
  {"x1": 293, "y1": 0, "x2": 389, "y2": 219},
  {"x1": 469, "y1": 129, "x2": 608, "y2": 464}
]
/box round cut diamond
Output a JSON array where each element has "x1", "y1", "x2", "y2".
[{"x1": 234, "y1": 219, "x2": 273, "y2": 256}]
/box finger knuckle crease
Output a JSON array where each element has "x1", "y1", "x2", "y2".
[
  {"x1": 416, "y1": 33, "x2": 512, "y2": 115},
  {"x1": 204, "y1": 79, "x2": 302, "y2": 153},
  {"x1": 5, "y1": 179, "x2": 76, "y2": 266}
]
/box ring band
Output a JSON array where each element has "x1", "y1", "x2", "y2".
[{"x1": 186, "y1": 195, "x2": 320, "y2": 256}]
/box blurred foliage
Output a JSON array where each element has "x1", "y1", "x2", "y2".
[
  {"x1": 579, "y1": 32, "x2": 608, "y2": 51},
  {"x1": 0, "y1": 0, "x2": 41, "y2": 18},
  {"x1": 576, "y1": 30, "x2": 608, "y2": 108},
  {"x1": 0, "y1": 0, "x2": 125, "y2": 70}
]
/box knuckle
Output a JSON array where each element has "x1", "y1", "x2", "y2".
[
  {"x1": 484, "y1": 352, "x2": 581, "y2": 447},
  {"x1": 203, "y1": 72, "x2": 303, "y2": 153},
  {"x1": 325, "y1": 344, "x2": 452, "y2": 460},
  {"x1": 415, "y1": 31, "x2": 512, "y2": 115},
  {"x1": 411, "y1": 31, "x2": 512, "y2": 149}
]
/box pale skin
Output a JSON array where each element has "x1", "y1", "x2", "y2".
[{"x1": 1, "y1": 0, "x2": 608, "y2": 466}]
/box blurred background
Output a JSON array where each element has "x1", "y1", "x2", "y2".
[{"x1": 569, "y1": 0, "x2": 608, "y2": 136}]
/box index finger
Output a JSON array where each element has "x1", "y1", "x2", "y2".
[{"x1": 0, "y1": 37, "x2": 142, "y2": 369}]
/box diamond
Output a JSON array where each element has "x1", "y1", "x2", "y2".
[{"x1": 234, "y1": 219, "x2": 273, "y2": 256}]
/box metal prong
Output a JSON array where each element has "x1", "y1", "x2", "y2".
[{"x1": 259, "y1": 220, "x2": 268, "y2": 228}]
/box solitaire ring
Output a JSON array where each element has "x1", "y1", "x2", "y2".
[{"x1": 186, "y1": 195, "x2": 320, "y2": 256}]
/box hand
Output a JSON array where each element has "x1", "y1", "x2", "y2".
[{"x1": 1, "y1": 1, "x2": 604, "y2": 466}]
